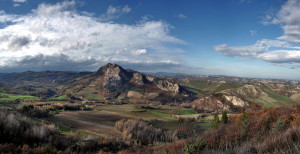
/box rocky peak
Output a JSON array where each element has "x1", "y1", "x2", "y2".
[
  {"x1": 62, "y1": 63, "x2": 191, "y2": 100},
  {"x1": 96, "y1": 63, "x2": 132, "y2": 97},
  {"x1": 96, "y1": 63, "x2": 123, "y2": 74}
]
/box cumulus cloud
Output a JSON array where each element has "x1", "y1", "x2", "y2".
[
  {"x1": 131, "y1": 49, "x2": 148, "y2": 56},
  {"x1": 263, "y1": 0, "x2": 300, "y2": 45},
  {"x1": 101, "y1": 4, "x2": 131, "y2": 20},
  {"x1": 12, "y1": 0, "x2": 26, "y2": 2},
  {"x1": 214, "y1": 44, "x2": 264, "y2": 58},
  {"x1": 0, "y1": 54, "x2": 187, "y2": 73},
  {"x1": 0, "y1": 1, "x2": 187, "y2": 72},
  {"x1": 215, "y1": 39, "x2": 300, "y2": 64},
  {"x1": 215, "y1": 0, "x2": 300, "y2": 69}
]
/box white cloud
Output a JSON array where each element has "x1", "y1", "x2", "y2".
[
  {"x1": 122, "y1": 5, "x2": 131, "y2": 14},
  {"x1": 176, "y1": 14, "x2": 187, "y2": 19},
  {"x1": 215, "y1": 40, "x2": 300, "y2": 65},
  {"x1": 12, "y1": 0, "x2": 26, "y2": 2},
  {"x1": 101, "y1": 4, "x2": 131, "y2": 20},
  {"x1": 263, "y1": 0, "x2": 300, "y2": 45},
  {"x1": 13, "y1": 4, "x2": 20, "y2": 7},
  {"x1": 257, "y1": 50, "x2": 300, "y2": 63},
  {"x1": 215, "y1": 0, "x2": 300, "y2": 69},
  {"x1": 131, "y1": 49, "x2": 148, "y2": 56},
  {"x1": 0, "y1": 1, "x2": 186, "y2": 72}
]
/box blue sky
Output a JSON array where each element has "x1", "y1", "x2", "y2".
[{"x1": 0, "y1": 0, "x2": 300, "y2": 80}]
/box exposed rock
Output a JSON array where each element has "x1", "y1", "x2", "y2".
[
  {"x1": 223, "y1": 95, "x2": 249, "y2": 107},
  {"x1": 189, "y1": 94, "x2": 258, "y2": 113},
  {"x1": 221, "y1": 84, "x2": 267, "y2": 99},
  {"x1": 97, "y1": 63, "x2": 132, "y2": 97},
  {"x1": 190, "y1": 94, "x2": 231, "y2": 113},
  {"x1": 154, "y1": 79, "x2": 180, "y2": 93},
  {"x1": 130, "y1": 73, "x2": 145, "y2": 86},
  {"x1": 61, "y1": 63, "x2": 192, "y2": 103}
]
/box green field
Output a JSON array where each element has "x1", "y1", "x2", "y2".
[
  {"x1": 178, "y1": 109, "x2": 197, "y2": 115},
  {"x1": 186, "y1": 80, "x2": 243, "y2": 94},
  {"x1": 263, "y1": 90, "x2": 294, "y2": 104},
  {"x1": 0, "y1": 93, "x2": 38, "y2": 101},
  {"x1": 245, "y1": 98, "x2": 277, "y2": 108},
  {"x1": 214, "y1": 83, "x2": 244, "y2": 92}
]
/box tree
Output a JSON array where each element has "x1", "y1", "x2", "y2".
[
  {"x1": 221, "y1": 111, "x2": 228, "y2": 124},
  {"x1": 211, "y1": 114, "x2": 220, "y2": 129},
  {"x1": 240, "y1": 111, "x2": 249, "y2": 138}
]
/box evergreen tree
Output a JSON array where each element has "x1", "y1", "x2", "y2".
[
  {"x1": 211, "y1": 114, "x2": 220, "y2": 129},
  {"x1": 221, "y1": 111, "x2": 228, "y2": 124},
  {"x1": 240, "y1": 111, "x2": 249, "y2": 137}
]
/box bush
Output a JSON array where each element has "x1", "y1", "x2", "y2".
[
  {"x1": 210, "y1": 114, "x2": 220, "y2": 129},
  {"x1": 115, "y1": 119, "x2": 176, "y2": 145},
  {"x1": 17, "y1": 105, "x2": 49, "y2": 118},
  {"x1": 183, "y1": 138, "x2": 206, "y2": 154},
  {"x1": 221, "y1": 111, "x2": 228, "y2": 124}
]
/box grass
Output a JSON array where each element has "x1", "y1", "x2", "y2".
[
  {"x1": 56, "y1": 95, "x2": 68, "y2": 99},
  {"x1": 214, "y1": 83, "x2": 243, "y2": 92},
  {"x1": 186, "y1": 80, "x2": 220, "y2": 94},
  {"x1": 150, "y1": 120, "x2": 179, "y2": 130},
  {"x1": 263, "y1": 90, "x2": 293, "y2": 104},
  {"x1": 47, "y1": 95, "x2": 68, "y2": 100},
  {"x1": 31, "y1": 117, "x2": 75, "y2": 133},
  {"x1": 148, "y1": 110, "x2": 173, "y2": 120},
  {"x1": 245, "y1": 98, "x2": 277, "y2": 108},
  {"x1": 189, "y1": 80, "x2": 209, "y2": 90},
  {"x1": 182, "y1": 86, "x2": 205, "y2": 96},
  {"x1": 0, "y1": 93, "x2": 38, "y2": 101},
  {"x1": 196, "y1": 122, "x2": 211, "y2": 130},
  {"x1": 178, "y1": 110, "x2": 197, "y2": 115}
]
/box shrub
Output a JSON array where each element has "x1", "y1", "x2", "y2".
[
  {"x1": 221, "y1": 111, "x2": 228, "y2": 124},
  {"x1": 115, "y1": 119, "x2": 176, "y2": 145},
  {"x1": 183, "y1": 138, "x2": 206, "y2": 154},
  {"x1": 210, "y1": 114, "x2": 220, "y2": 129}
]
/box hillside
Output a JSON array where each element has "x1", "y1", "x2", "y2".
[
  {"x1": 0, "y1": 71, "x2": 91, "y2": 87},
  {"x1": 60, "y1": 63, "x2": 194, "y2": 103}
]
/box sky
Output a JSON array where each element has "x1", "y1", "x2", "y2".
[{"x1": 0, "y1": 0, "x2": 300, "y2": 80}]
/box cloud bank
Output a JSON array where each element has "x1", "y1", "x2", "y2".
[
  {"x1": 0, "y1": 1, "x2": 187, "y2": 73},
  {"x1": 215, "y1": 0, "x2": 300, "y2": 69}
]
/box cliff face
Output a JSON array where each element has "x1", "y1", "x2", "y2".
[
  {"x1": 189, "y1": 94, "x2": 260, "y2": 113},
  {"x1": 61, "y1": 63, "x2": 191, "y2": 102}
]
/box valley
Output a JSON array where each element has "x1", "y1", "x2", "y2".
[{"x1": 0, "y1": 63, "x2": 300, "y2": 153}]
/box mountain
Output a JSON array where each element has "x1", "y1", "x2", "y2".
[
  {"x1": 0, "y1": 71, "x2": 91, "y2": 87},
  {"x1": 60, "y1": 63, "x2": 194, "y2": 103}
]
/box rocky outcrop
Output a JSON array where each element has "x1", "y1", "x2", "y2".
[
  {"x1": 189, "y1": 94, "x2": 258, "y2": 113},
  {"x1": 223, "y1": 95, "x2": 249, "y2": 107},
  {"x1": 61, "y1": 63, "x2": 192, "y2": 102},
  {"x1": 154, "y1": 79, "x2": 180, "y2": 93},
  {"x1": 97, "y1": 63, "x2": 132, "y2": 97},
  {"x1": 130, "y1": 73, "x2": 145, "y2": 86},
  {"x1": 221, "y1": 84, "x2": 267, "y2": 99},
  {"x1": 190, "y1": 94, "x2": 230, "y2": 113}
]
